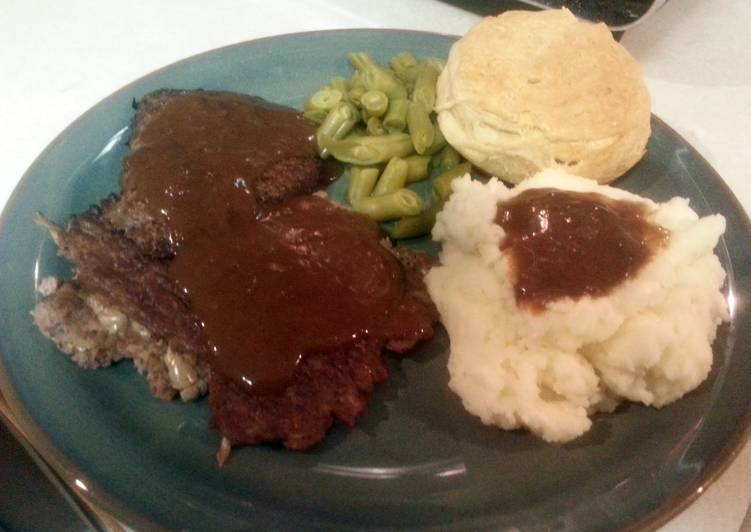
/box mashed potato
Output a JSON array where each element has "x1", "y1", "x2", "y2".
[{"x1": 425, "y1": 169, "x2": 728, "y2": 442}]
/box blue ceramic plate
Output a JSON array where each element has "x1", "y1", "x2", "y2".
[{"x1": 1, "y1": 30, "x2": 750, "y2": 531}]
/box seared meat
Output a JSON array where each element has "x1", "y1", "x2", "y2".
[
  {"x1": 32, "y1": 280, "x2": 206, "y2": 401},
  {"x1": 34, "y1": 211, "x2": 209, "y2": 401},
  {"x1": 36, "y1": 202, "x2": 437, "y2": 448},
  {"x1": 33, "y1": 89, "x2": 439, "y2": 456},
  {"x1": 209, "y1": 245, "x2": 437, "y2": 453},
  {"x1": 105, "y1": 90, "x2": 329, "y2": 257},
  {"x1": 210, "y1": 339, "x2": 389, "y2": 452},
  {"x1": 50, "y1": 210, "x2": 205, "y2": 357},
  {"x1": 35, "y1": 89, "x2": 333, "y2": 401},
  {"x1": 382, "y1": 247, "x2": 439, "y2": 353}
]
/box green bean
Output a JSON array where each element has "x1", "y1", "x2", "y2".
[
  {"x1": 390, "y1": 52, "x2": 417, "y2": 77},
  {"x1": 318, "y1": 133, "x2": 414, "y2": 165},
  {"x1": 329, "y1": 77, "x2": 351, "y2": 96},
  {"x1": 391, "y1": 53, "x2": 420, "y2": 86},
  {"x1": 347, "y1": 166, "x2": 380, "y2": 205},
  {"x1": 424, "y1": 57, "x2": 445, "y2": 71},
  {"x1": 407, "y1": 101, "x2": 435, "y2": 155},
  {"x1": 433, "y1": 162, "x2": 472, "y2": 201},
  {"x1": 404, "y1": 71, "x2": 422, "y2": 89},
  {"x1": 348, "y1": 85, "x2": 366, "y2": 105},
  {"x1": 303, "y1": 52, "x2": 450, "y2": 198},
  {"x1": 412, "y1": 63, "x2": 441, "y2": 110},
  {"x1": 390, "y1": 84, "x2": 407, "y2": 101},
  {"x1": 316, "y1": 102, "x2": 359, "y2": 157},
  {"x1": 436, "y1": 144, "x2": 461, "y2": 170},
  {"x1": 317, "y1": 102, "x2": 359, "y2": 138},
  {"x1": 366, "y1": 116, "x2": 386, "y2": 136},
  {"x1": 393, "y1": 64, "x2": 421, "y2": 86},
  {"x1": 404, "y1": 154, "x2": 431, "y2": 183},
  {"x1": 350, "y1": 70, "x2": 366, "y2": 89},
  {"x1": 389, "y1": 200, "x2": 444, "y2": 239},
  {"x1": 383, "y1": 97, "x2": 409, "y2": 132},
  {"x1": 353, "y1": 189, "x2": 423, "y2": 222},
  {"x1": 348, "y1": 52, "x2": 402, "y2": 96},
  {"x1": 306, "y1": 88, "x2": 343, "y2": 112},
  {"x1": 424, "y1": 122, "x2": 447, "y2": 155},
  {"x1": 360, "y1": 90, "x2": 389, "y2": 118},
  {"x1": 373, "y1": 157, "x2": 408, "y2": 196},
  {"x1": 303, "y1": 107, "x2": 329, "y2": 124}
]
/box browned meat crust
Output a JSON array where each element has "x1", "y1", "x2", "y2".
[
  {"x1": 40, "y1": 206, "x2": 437, "y2": 449},
  {"x1": 55, "y1": 210, "x2": 206, "y2": 357},
  {"x1": 383, "y1": 247, "x2": 439, "y2": 354},
  {"x1": 33, "y1": 89, "x2": 439, "y2": 456},
  {"x1": 209, "y1": 339, "x2": 389, "y2": 452},
  {"x1": 32, "y1": 281, "x2": 206, "y2": 400},
  {"x1": 208, "y1": 246, "x2": 438, "y2": 453},
  {"x1": 104, "y1": 90, "x2": 328, "y2": 258},
  {"x1": 41, "y1": 202, "x2": 437, "y2": 451}
]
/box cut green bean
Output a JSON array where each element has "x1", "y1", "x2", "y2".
[
  {"x1": 389, "y1": 200, "x2": 444, "y2": 239},
  {"x1": 391, "y1": 53, "x2": 419, "y2": 87},
  {"x1": 373, "y1": 157, "x2": 408, "y2": 196},
  {"x1": 436, "y1": 144, "x2": 461, "y2": 170},
  {"x1": 423, "y1": 57, "x2": 445, "y2": 71},
  {"x1": 317, "y1": 102, "x2": 359, "y2": 139},
  {"x1": 407, "y1": 101, "x2": 435, "y2": 155},
  {"x1": 390, "y1": 52, "x2": 417, "y2": 77},
  {"x1": 412, "y1": 63, "x2": 441, "y2": 110},
  {"x1": 353, "y1": 189, "x2": 423, "y2": 222},
  {"x1": 350, "y1": 70, "x2": 366, "y2": 89},
  {"x1": 366, "y1": 116, "x2": 386, "y2": 136},
  {"x1": 360, "y1": 90, "x2": 389, "y2": 118},
  {"x1": 347, "y1": 166, "x2": 380, "y2": 205},
  {"x1": 316, "y1": 102, "x2": 359, "y2": 157},
  {"x1": 303, "y1": 52, "x2": 451, "y2": 197},
  {"x1": 347, "y1": 85, "x2": 367, "y2": 104},
  {"x1": 390, "y1": 84, "x2": 407, "y2": 100},
  {"x1": 348, "y1": 52, "x2": 402, "y2": 96},
  {"x1": 424, "y1": 123, "x2": 447, "y2": 155},
  {"x1": 318, "y1": 133, "x2": 414, "y2": 165},
  {"x1": 383, "y1": 97, "x2": 409, "y2": 132},
  {"x1": 393, "y1": 64, "x2": 421, "y2": 85},
  {"x1": 329, "y1": 78, "x2": 351, "y2": 96},
  {"x1": 307, "y1": 88, "x2": 343, "y2": 112},
  {"x1": 303, "y1": 107, "x2": 329, "y2": 124},
  {"x1": 404, "y1": 154, "x2": 431, "y2": 183},
  {"x1": 433, "y1": 162, "x2": 472, "y2": 201}
]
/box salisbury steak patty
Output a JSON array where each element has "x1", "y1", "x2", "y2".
[
  {"x1": 33, "y1": 89, "x2": 439, "y2": 455},
  {"x1": 210, "y1": 339, "x2": 389, "y2": 453},
  {"x1": 36, "y1": 203, "x2": 437, "y2": 450},
  {"x1": 52, "y1": 210, "x2": 204, "y2": 356},
  {"x1": 104, "y1": 89, "x2": 331, "y2": 257},
  {"x1": 35, "y1": 89, "x2": 329, "y2": 401},
  {"x1": 33, "y1": 210, "x2": 209, "y2": 401},
  {"x1": 208, "y1": 222, "x2": 437, "y2": 453}
]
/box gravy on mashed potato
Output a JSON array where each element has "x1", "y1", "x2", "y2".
[
  {"x1": 496, "y1": 188, "x2": 669, "y2": 311},
  {"x1": 426, "y1": 169, "x2": 728, "y2": 443}
]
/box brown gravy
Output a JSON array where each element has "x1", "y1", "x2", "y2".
[
  {"x1": 495, "y1": 188, "x2": 669, "y2": 311},
  {"x1": 170, "y1": 196, "x2": 404, "y2": 394},
  {"x1": 123, "y1": 91, "x2": 405, "y2": 394},
  {"x1": 123, "y1": 91, "x2": 324, "y2": 248}
]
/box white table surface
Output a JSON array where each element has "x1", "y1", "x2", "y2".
[{"x1": 1, "y1": 1, "x2": 750, "y2": 530}]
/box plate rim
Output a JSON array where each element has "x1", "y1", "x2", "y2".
[{"x1": 1, "y1": 28, "x2": 751, "y2": 532}]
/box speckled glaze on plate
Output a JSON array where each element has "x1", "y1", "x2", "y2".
[{"x1": 0, "y1": 30, "x2": 750, "y2": 531}]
